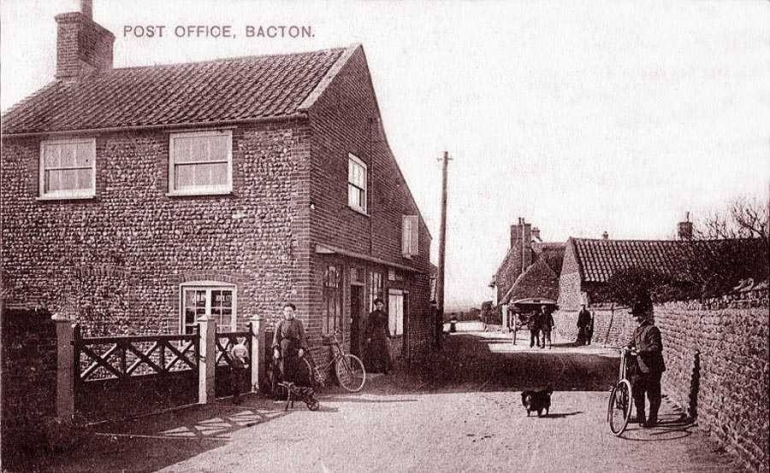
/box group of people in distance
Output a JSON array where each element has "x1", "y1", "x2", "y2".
[{"x1": 527, "y1": 304, "x2": 556, "y2": 349}]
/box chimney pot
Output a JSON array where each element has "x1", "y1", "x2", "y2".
[
  {"x1": 602, "y1": 231, "x2": 609, "y2": 240},
  {"x1": 81, "y1": 0, "x2": 93, "y2": 19},
  {"x1": 678, "y1": 212, "x2": 693, "y2": 240}
]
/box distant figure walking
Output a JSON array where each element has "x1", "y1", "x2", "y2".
[
  {"x1": 540, "y1": 305, "x2": 555, "y2": 349},
  {"x1": 577, "y1": 304, "x2": 593, "y2": 345},
  {"x1": 365, "y1": 298, "x2": 393, "y2": 374}
]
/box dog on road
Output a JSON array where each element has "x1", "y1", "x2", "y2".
[{"x1": 521, "y1": 387, "x2": 553, "y2": 417}]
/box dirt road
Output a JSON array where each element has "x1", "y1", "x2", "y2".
[{"x1": 34, "y1": 331, "x2": 746, "y2": 472}]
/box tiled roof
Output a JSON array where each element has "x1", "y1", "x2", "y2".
[
  {"x1": 572, "y1": 238, "x2": 692, "y2": 283},
  {"x1": 2, "y1": 47, "x2": 347, "y2": 135},
  {"x1": 532, "y1": 242, "x2": 566, "y2": 276},
  {"x1": 505, "y1": 258, "x2": 559, "y2": 303}
]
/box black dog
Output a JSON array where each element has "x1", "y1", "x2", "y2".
[{"x1": 521, "y1": 387, "x2": 553, "y2": 417}]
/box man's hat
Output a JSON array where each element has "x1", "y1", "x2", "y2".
[
  {"x1": 373, "y1": 297, "x2": 384, "y2": 305},
  {"x1": 628, "y1": 303, "x2": 647, "y2": 316}
]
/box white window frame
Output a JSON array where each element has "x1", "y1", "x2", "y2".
[
  {"x1": 402, "y1": 215, "x2": 419, "y2": 258},
  {"x1": 39, "y1": 138, "x2": 96, "y2": 200},
  {"x1": 347, "y1": 153, "x2": 368, "y2": 214},
  {"x1": 388, "y1": 289, "x2": 405, "y2": 337},
  {"x1": 168, "y1": 130, "x2": 233, "y2": 196},
  {"x1": 179, "y1": 281, "x2": 237, "y2": 334}
]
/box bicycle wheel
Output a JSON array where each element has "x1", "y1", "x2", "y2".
[
  {"x1": 300, "y1": 356, "x2": 320, "y2": 388},
  {"x1": 607, "y1": 379, "x2": 633, "y2": 436},
  {"x1": 335, "y1": 354, "x2": 366, "y2": 392}
]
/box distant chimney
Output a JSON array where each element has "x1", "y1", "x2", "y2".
[
  {"x1": 602, "y1": 231, "x2": 609, "y2": 240},
  {"x1": 81, "y1": 0, "x2": 93, "y2": 19},
  {"x1": 532, "y1": 227, "x2": 542, "y2": 242},
  {"x1": 55, "y1": 1, "x2": 114, "y2": 81},
  {"x1": 518, "y1": 218, "x2": 532, "y2": 274},
  {"x1": 678, "y1": 211, "x2": 693, "y2": 240},
  {"x1": 510, "y1": 217, "x2": 533, "y2": 274}
]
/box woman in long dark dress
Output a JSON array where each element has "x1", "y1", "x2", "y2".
[{"x1": 365, "y1": 298, "x2": 392, "y2": 374}]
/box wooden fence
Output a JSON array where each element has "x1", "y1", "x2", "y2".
[{"x1": 51, "y1": 314, "x2": 263, "y2": 423}]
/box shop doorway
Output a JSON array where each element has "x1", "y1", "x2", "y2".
[{"x1": 350, "y1": 285, "x2": 363, "y2": 357}]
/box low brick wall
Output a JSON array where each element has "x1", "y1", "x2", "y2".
[
  {"x1": 656, "y1": 294, "x2": 769, "y2": 473},
  {"x1": 1, "y1": 308, "x2": 57, "y2": 463}
]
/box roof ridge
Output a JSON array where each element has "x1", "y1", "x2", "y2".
[{"x1": 107, "y1": 47, "x2": 347, "y2": 73}]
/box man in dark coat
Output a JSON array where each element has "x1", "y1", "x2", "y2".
[
  {"x1": 528, "y1": 310, "x2": 542, "y2": 348},
  {"x1": 626, "y1": 303, "x2": 666, "y2": 427},
  {"x1": 365, "y1": 298, "x2": 393, "y2": 374},
  {"x1": 576, "y1": 304, "x2": 592, "y2": 345},
  {"x1": 539, "y1": 305, "x2": 555, "y2": 349}
]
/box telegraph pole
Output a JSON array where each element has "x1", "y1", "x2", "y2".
[{"x1": 436, "y1": 151, "x2": 451, "y2": 349}]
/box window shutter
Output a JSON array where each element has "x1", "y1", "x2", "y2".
[{"x1": 402, "y1": 215, "x2": 419, "y2": 257}]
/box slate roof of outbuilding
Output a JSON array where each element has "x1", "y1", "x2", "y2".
[
  {"x1": 571, "y1": 238, "x2": 692, "y2": 283},
  {"x1": 1, "y1": 47, "x2": 346, "y2": 135}
]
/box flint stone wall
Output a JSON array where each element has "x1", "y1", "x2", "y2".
[
  {"x1": 655, "y1": 293, "x2": 769, "y2": 473},
  {"x1": 555, "y1": 291, "x2": 768, "y2": 472}
]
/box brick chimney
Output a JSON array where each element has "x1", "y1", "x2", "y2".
[
  {"x1": 678, "y1": 211, "x2": 693, "y2": 240},
  {"x1": 55, "y1": 0, "x2": 114, "y2": 81},
  {"x1": 510, "y1": 218, "x2": 533, "y2": 273}
]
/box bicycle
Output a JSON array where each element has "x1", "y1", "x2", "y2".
[
  {"x1": 301, "y1": 330, "x2": 366, "y2": 393},
  {"x1": 607, "y1": 347, "x2": 634, "y2": 436}
]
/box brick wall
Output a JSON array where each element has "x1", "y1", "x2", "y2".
[
  {"x1": 55, "y1": 12, "x2": 114, "y2": 80},
  {"x1": 1, "y1": 308, "x2": 57, "y2": 463},
  {"x1": 306, "y1": 46, "x2": 433, "y2": 361},
  {"x1": 0, "y1": 121, "x2": 311, "y2": 336},
  {"x1": 656, "y1": 293, "x2": 769, "y2": 473}
]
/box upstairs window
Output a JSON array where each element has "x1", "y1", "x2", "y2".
[
  {"x1": 39, "y1": 139, "x2": 96, "y2": 199},
  {"x1": 402, "y1": 215, "x2": 419, "y2": 258},
  {"x1": 169, "y1": 130, "x2": 232, "y2": 196},
  {"x1": 347, "y1": 153, "x2": 367, "y2": 213}
]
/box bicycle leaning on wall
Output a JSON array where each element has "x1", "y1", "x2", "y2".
[{"x1": 301, "y1": 330, "x2": 367, "y2": 393}]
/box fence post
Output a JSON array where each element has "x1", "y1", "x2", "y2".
[
  {"x1": 52, "y1": 313, "x2": 75, "y2": 420},
  {"x1": 197, "y1": 315, "x2": 217, "y2": 404},
  {"x1": 249, "y1": 315, "x2": 262, "y2": 393}
]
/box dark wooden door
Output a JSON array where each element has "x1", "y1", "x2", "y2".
[{"x1": 350, "y1": 285, "x2": 363, "y2": 357}]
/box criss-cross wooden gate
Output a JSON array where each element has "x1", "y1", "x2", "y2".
[{"x1": 74, "y1": 325, "x2": 199, "y2": 421}]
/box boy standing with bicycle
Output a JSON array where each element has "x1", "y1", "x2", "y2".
[{"x1": 626, "y1": 302, "x2": 666, "y2": 428}]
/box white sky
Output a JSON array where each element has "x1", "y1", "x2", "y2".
[{"x1": 2, "y1": 0, "x2": 769, "y2": 310}]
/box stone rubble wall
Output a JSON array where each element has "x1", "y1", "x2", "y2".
[
  {"x1": 655, "y1": 293, "x2": 769, "y2": 473},
  {"x1": 555, "y1": 290, "x2": 769, "y2": 472}
]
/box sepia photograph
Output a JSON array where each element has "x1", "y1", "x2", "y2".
[{"x1": 1, "y1": 1, "x2": 768, "y2": 471}]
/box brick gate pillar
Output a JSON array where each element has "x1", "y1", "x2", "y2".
[
  {"x1": 197, "y1": 315, "x2": 217, "y2": 404},
  {"x1": 249, "y1": 315, "x2": 262, "y2": 393},
  {"x1": 52, "y1": 313, "x2": 75, "y2": 420}
]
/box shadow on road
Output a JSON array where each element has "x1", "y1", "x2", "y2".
[
  {"x1": 373, "y1": 332, "x2": 621, "y2": 395},
  {"x1": 621, "y1": 411, "x2": 698, "y2": 442},
  {"x1": 22, "y1": 397, "x2": 317, "y2": 473},
  {"x1": 538, "y1": 411, "x2": 583, "y2": 419}
]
